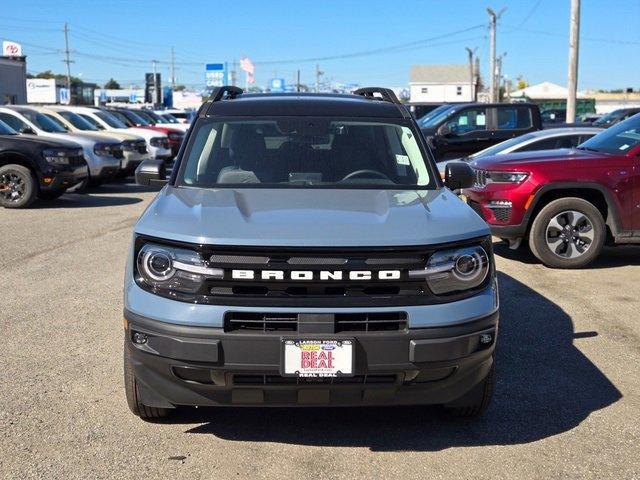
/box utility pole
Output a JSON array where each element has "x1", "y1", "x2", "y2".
[
  {"x1": 315, "y1": 64, "x2": 324, "y2": 93},
  {"x1": 566, "y1": 0, "x2": 581, "y2": 123},
  {"x1": 487, "y1": 7, "x2": 506, "y2": 103},
  {"x1": 465, "y1": 47, "x2": 477, "y2": 101},
  {"x1": 152, "y1": 59, "x2": 159, "y2": 106},
  {"x1": 62, "y1": 22, "x2": 74, "y2": 104},
  {"x1": 296, "y1": 70, "x2": 301, "y2": 92},
  {"x1": 170, "y1": 47, "x2": 176, "y2": 89},
  {"x1": 496, "y1": 53, "x2": 505, "y2": 101}
]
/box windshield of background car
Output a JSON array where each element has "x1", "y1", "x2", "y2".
[
  {"x1": 20, "y1": 110, "x2": 67, "y2": 133},
  {"x1": 419, "y1": 105, "x2": 456, "y2": 127},
  {"x1": 179, "y1": 118, "x2": 434, "y2": 189},
  {"x1": 95, "y1": 111, "x2": 128, "y2": 129},
  {"x1": 160, "y1": 114, "x2": 179, "y2": 123},
  {"x1": 469, "y1": 132, "x2": 537, "y2": 159},
  {"x1": 578, "y1": 115, "x2": 640, "y2": 154},
  {"x1": 593, "y1": 110, "x2": 622, "y2": 125},
  {"x1": 43, "y1": 114, "x2": 70, "y2": 131},
  {"x1": 121, "y1": 110, "x2": 150, "y2": 126},
  {"x1": 59, "y1": 111, "x2": 100, "y2": 131},
  {"x1": 0, "y1": 119, "x2": 18, "y2": 135}
]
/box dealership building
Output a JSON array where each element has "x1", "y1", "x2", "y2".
[{"x1": 0, "y1": 55, "x2": 27, "y2": 104}]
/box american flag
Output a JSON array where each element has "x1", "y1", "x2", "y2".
[{"x1": 240, "y1": 56, "x2": 255, "y2": 84}]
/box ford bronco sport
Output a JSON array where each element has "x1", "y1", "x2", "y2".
[{"x1": 124, "y1": 87, "x2": 499, "y2": 419}]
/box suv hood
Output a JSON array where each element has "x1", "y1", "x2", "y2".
[
  {"x1": 135, "y1": 187, "x2": 489, "y2": 247},
  {"x1": 12, "y1": 134, "x2": 81, "y2": 149},
  {"x1": 471, "y1": 148, "x2": 603, "y2": 169}
]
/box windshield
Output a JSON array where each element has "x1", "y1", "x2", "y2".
[
  {"x1": 95, "y1": 111, "x2": 128, "y2": 129},
  {"x1": 417, "y1": 104, "x2": 452, "y2": 127},
  {"x1": 578, "y1": 115, "x2": 640, "y2": 154},
  {"x1": 43, "y1": 114, "x2": 70, "y2": 131},
  {"x1": 0, "y1": 119, "x2": 18, "y2": 135},
  {"x1": 179, "y1": 118, "x2": 434, "y2": 189},
  {"x1": 59, "y1": 111, "x2": 99, "y2": 131},
  {"x1": 419, "y1": 105, "x2": 456, "y2": 127},
  {"x1": 469, "y1": 133, "x2": 537, "y2": 159},
  {"x1": 593, "y1": 110, "x2": 622, "y2": 126},
  {"x1": 120, "y1": 110, "x2": 150, "y2": 126},
  {"x1": 20, "y1": 110, "x2": 67, "y2": 133},
  {"x1": 160, "y1": 113, "x2": 179, "y2": 123}
]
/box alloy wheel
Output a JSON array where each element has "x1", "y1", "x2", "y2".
[
  {"x1": 0, "y1": 172, "x2": 26, "y2": 204},
  {"x1": 545, "y1": 210, "x2": 595, "y2": 259}
]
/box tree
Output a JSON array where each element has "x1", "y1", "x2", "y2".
[
  {"x1": 26, "y1": 70, "x2": 83, "y2": 85},
  {"x1": 174, "y1": 84, "x2": 186, "y2": 91},
  {"x1": 104, "y1": 78, "x2": 121, "y2": 89},
  {"x1": 516, "y1": 76, "x2": 528, "y2": 90}
]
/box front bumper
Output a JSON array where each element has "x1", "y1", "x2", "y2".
[
  {"x1": 148, "y1": 145, "x2": 172, "y2": 160},
  {"x1": 121, "y1": 151, "x2": 148, "y2": 172},
  {"x1": 85, "y1": 153, "x2": 121, "y2": 180},
  {"x1": 39, "y1": 164, "x2": 88, "y2": 191},
  {"x1": 124, "y1": 306, "x2": 498, "y2": 408}
]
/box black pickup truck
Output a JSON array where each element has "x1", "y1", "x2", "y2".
[
  {"x1": 0, "y1": 119, "x2": 87, "y2": 208},
  {"x1": 419, "y1": 102, "x2": 543, "y2": 160}
]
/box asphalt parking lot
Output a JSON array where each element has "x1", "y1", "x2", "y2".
[{"x1": 1, "y1": 181, "x2": 639, "y2": 480}]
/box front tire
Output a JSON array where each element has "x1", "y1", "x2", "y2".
[
  {"x1": 528, "y1": 197, "x2": 605, "y2": 269},
  {"x1": 123, "y1": 342, "x2": 171, "y2": 420},
  {"x1": 0, "y1": 164, "x2": 37, "y2": 209}
]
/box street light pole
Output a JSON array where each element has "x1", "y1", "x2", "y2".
[
  {"x1": 465, "y1": 47, "x2": 477, "y2": 101},
  {"x1": 566, "y1": 0, "x2": 581, "y2": 123}
]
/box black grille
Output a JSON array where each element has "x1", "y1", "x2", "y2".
[
  {"x1": 233, "y1": 374, "x2": 398, "y2": 386},
  {"x1": 474, "y1": 169, "x2": 488, "y2": 187},
  {"x1": 68, "y1": 155, "x2": 86, "y2": 167},
  {"x1": 225, "y1": 312, "x2": 298, "y2": 332},
  {"x1": 113, "y1": 149, "x2": 124, "y2": 159},
  {"x1": 224, "y1": 312, "x2": 407, "y2": 333},
  {"x1": 491, "y1": 206, "x2": 511, "y2": 223}
]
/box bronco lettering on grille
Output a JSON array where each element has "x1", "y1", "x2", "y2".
[{"x1": 231, "y1": 270, "x2": 402, "y2": 281}]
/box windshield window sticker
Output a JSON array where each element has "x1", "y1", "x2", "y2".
[{"x1": 396, "y1": 154, "x2": 410, "y2": 165}]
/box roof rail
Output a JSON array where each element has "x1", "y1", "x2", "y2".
[
  {"x1": 209, "y1": 86, "x2": 243, "y2": 102},
  {"x1": 353, "y1": 87, "x2": 401, "y2": 105},
  {"x1": 203, "y1": 86, "x2": 244, "y2": 117}
]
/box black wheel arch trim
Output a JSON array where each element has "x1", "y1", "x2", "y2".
[{"x1": 517, "y1": 182, "x2": 623, "y2": 239}]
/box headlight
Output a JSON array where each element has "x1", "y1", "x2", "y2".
[
  {"x1": 168, "y1": 132, "x2": 183, "y2": 141},
  {"x1": 93, "y1": 143, "x2": 122, "y2": 157},
  {"x1": 149, "y1": 137, "x2": 169, "y2": 148},
  {"x1": 410, "y1": 245, "x2": 490, "y2": 295},
  {"x1": 486, "y1": 171, "x2": 528, "y2": 183},
  {"x1": 136, "y1": 243, "x2": 223, "y2": 296},
  {"x1": 42, "y1": 148, "x2": 82, "y2": 165}
]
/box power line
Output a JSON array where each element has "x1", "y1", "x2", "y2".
[
  {"x1": 502, "y1": 24, "x2": 640, "y2": 45},
  {"x1": 515, "y1": 0, "x2": 543, "y2": 28}
]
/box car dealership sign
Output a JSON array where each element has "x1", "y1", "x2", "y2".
[
  {"x1": 26, "y1": 78, "x2": 57, "y2": 104},
  {"x1": 2, "y1": 40, "x2": 22, "y2": 57}
]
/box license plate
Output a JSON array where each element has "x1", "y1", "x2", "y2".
[{"x1": 282, "y1": 339, "x2": 354, "y2": 377}]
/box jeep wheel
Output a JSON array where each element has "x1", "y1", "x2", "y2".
[
  {"x1": 529, "y1": 197, "x2": 605, "y2": 269},
  {"x1": 123, "y1": 343, "x2": 171, "y2": 420},
  {"x1": 445, "y1": 360, "x2": 495, "y2": 417},
  {"x1": 0, "y1": 164, "x2": 37, "y2": 209}
]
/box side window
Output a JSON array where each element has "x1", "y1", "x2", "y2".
[
  {"x1": 493, "y1": 107, "x2": 533, "y2": 130},
  {"x1": 446, "y1": 108, "x2": 487, "y2": 134},
  {"x1": 577, "y1": 134, "x2": 595, "y2": 145},
  {"x1": 0, "y1": 113, "x2": 26, "y2": 132},
  {"x1": 518, "y1": 138, "x2": 559, "y2": 152}
]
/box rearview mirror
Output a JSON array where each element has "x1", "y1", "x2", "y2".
[
  {"x1": 444, "y1": 161, "x2": 474, "y2": 190},
  {"x1": 135, "y1": 159, "x2": 167, "y2": 187}
]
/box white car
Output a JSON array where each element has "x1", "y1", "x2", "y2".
[
  {"x1": 437, "y1": 127, "x2": 604, "y2": 176},
  {"x1": 65, "y1": 106, "x2": 172, "y2": 161},
  {"x1": 157, "y1": 109, "x2": 194, "y2": 124},
  {"x1": 35, "y1": 106, "x2": 150, "y2": 175},
  {"x1": 0, "y1": 105, "x2": 122, "y2": 186}
]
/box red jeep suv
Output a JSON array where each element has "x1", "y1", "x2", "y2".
[{"x1": 463, "y1": 114, "x2": 640, "y2": 268}]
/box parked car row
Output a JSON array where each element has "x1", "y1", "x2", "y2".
[{"x1": 0, "y1": 105, "x2": 192, "y2": 208}]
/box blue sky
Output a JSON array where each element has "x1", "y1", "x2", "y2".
[{"x1": 1, "y1": 0, "x2": 638, "y2": 91}]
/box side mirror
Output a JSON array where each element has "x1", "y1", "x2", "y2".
[
  {"x1": 444, "y1": 161, "x2": 474, "y2": 190},
  {"x1": 135, "y1": 159, "x2": 168, "y2": 187},
  {"x1": 20, "y1": 126, "x2": 35, "y2": 134},
  {"x1": 438, "y1": 124, "x2": 453, "y2": 137}
]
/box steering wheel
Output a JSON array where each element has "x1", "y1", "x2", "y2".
[{"x1": 341, "y1": 169, "x2": 390, "y2": 181}]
